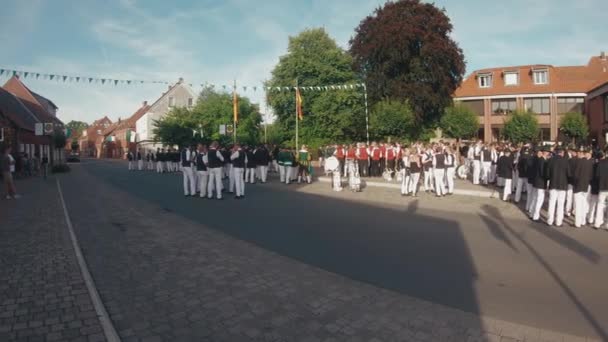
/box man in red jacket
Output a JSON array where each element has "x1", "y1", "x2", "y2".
[
  {"x1": 369, "y1": 142, "x2": 382, "y2": 177},
  {"x1": 333, "y1": 144, "x2": 346, "y2": 178},
  {"x1": 356, "y1": 143, "x2": 369, "y2": 177},
  {"x1": 385, "y1": 143, "x2": 396, "y2": 179}
]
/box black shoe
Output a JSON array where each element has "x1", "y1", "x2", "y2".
[{"x1": 234, "y1": 196, "x2": 240, "y2": 200}]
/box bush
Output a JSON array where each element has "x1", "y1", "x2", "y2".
[
  {"x1": 503, "y1": 111, "x2": 539, "y2": 144},
  {"x1": 440, "y1": 104, "x2": 479, "y2": 140},
  {"x1": 51, "y1": 164, "x2": 71, "y2": 173},
  {"x1": 559, "y1": 112, "x2": 589, "y2": 144}
]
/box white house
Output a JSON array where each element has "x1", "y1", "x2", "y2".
[{"x1": 136, "y1": 77, "x2": 197, "y2": 150}]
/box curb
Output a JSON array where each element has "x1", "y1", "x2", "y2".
[
  {"x1": 317, "y1": 176, "x2": 500, "y2": 199},
  {"x1": 56, "y1": 179, "x2": 121, "y2": 342}
]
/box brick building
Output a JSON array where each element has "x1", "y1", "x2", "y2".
[
  {"x1": 78, "y1": 116, "x2": 112, "y2": 158},
  {"x1": 454, "y1": 52, "x2": 608, "y2": 144},
  {"x1": 99, "y1": 102, "x2": 150, "y2": 159}
]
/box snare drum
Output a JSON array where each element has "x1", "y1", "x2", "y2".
[{"x1": 324, "y1": 156, "x2": 340, "y2": 173}]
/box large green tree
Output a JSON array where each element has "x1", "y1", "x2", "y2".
[
  {"x1": 559, "y1": 112, "x2": 589, "y2": 145},
  {"x1": 65, "y1": 120, "x2": 89, "y2": 138},
  {"x1": 350, "y1": 0, "x2": 466, "y2": 126},
  {"x1": 440, "y1": 104, "x2": 479, "y2": 140},
  {"x1": 153, "y1": 87, "x2": 262, "y2": 147},
  {"x1": 503, "y1": 111, "x2": 539, "y2": 144},
  {"x1": 369, "y1": 99, "x2": 416, "y2": 141},
  {"x1": 267, "y1": 28, "x2": 365, "y2": 147}
]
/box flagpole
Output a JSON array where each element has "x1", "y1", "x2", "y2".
[
  {"x1": 295, "y1": 78, "x2": 299, "y2": 151},
  {"x1": 233, "y1": 79, "x2": 237, "y2": 144},
  {"x1": 364, "y1": 84, "x2": 370, "y2": 145},
  {"x1": 264, "y1": 95, "x2": 269, "y2": 144}
]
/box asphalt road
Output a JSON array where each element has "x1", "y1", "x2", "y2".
[{"x1": 61, "y1": 159, "x2": 608, "y2": 340}]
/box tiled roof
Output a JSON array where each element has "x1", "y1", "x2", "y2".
[
  {"x1": 2, "y1": 76, "x2": 63, "y2": 126},
  {"x1": 103, "y1": 103, "x2": 150, "y2": 136},
  {"x1": 454, "y1": 55, "x2": 608, "y2": 98},
  {"x1": 0, "y1": 87, "x2": 40, "y2": 131}
]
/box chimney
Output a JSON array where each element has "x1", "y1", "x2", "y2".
[
  {"x1": 178, "y1": 77, "x2": 184, "y2": 83},
  {"x1": 142, "y1": 101, "x2": 148, "y2": 106},
  {"x1": 601, "y1": 51, "x2": 607, "y2": 61}
]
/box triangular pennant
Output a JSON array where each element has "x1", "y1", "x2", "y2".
[
  {"x1": 189, "y1": 83, "x2": 192, "y2": 87},
  {"x1": 50, "y1": 75, "x2": 55, "y2": 80},
  {"x1": 88, "y1": 78, "x2": 93, "y2": 83},
  {"x1": 0, "y1": 69, "x2": 4, "y2": 75},
  {"x1": 222, "y1": 85, "x2": 226, "y2": 90},
  {"x1": 127, "y1": 80, "x2": 132, "y2": 85},
  {"x1": 253, "y1": 86, "x2": 257, "y2": 92},
  {"x1": 24, "y1": 72, "x2": 29, "y2": 78},
  {"x1": 36, "y1": 73, "x2": 40, "y2": 79},
  {"x1": 102, "y1": 79, "x2": 106, "y2": 84},
  {"x1": 140, "y1": 81, "x2": 144, "y2": 84},
  {"x1": 76, "y1": 77, "x2": 80, "y2": 82},
  {"x1": 114, "y1": 80, "x2": 119, "y2": 86},
  {"x1": 243, "y1": 86, "x2": 247, "y2": 92},
  {"x1": 13, "y1": 70, "x2": 18, "y2": 76}
]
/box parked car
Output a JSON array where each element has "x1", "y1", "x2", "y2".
[{"x1": 67, "y1": 152, "x2": 80, "y2": 163}]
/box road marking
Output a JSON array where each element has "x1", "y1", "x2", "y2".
[{"x1": 56, "y1": 178, "x2": 121, "y2": 342}]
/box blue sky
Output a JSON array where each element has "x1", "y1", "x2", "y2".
[{"x1": 0, "y1": 0, "x2": 606, "y2": 124}]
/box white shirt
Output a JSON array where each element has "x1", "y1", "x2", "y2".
[{"x1": 9, "y1": 154, "x2": 15, "y2": 173}]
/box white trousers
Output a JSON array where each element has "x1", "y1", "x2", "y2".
[
  {"x1": 594, "y1": 191, "x2": 608, "y2": 228},
  {"x1": 138, "y1": 160, "x2": 143, "y2": 170},
  {"x1": 565, "y1": 185, "x2": 574, "y2": 216},
  {"x1": 514, "y1": 177, "x2": 527, "y2": 203},
  {"x1": 547, "y1": 189, "x2": 566, "y2": 226},
  {"x1": 409, "y1": 172, "x2": 420, "y2": 195},
  {"x1": 472, "y1": 160, "x2": 481, "y2": 185},
  {"x1": 258, "y1": 165, "x2": 268, "y2": 182},
  {"x1": 532, "y1": 188, "x2": 545, "y2": 220},
  {"x1": 197, "y1": 170, "x2": 208, "y2": 197},
  {"x1": 445, "y1": 167, "x2": 455, "y2": 194},
  {"x1": 332, "y1": 171, "x2": 342, "y2": 191},
  {"x1": 574, "y1": 190, "x2": 589, "y2": 227},
  {"x1": 482, "y1": 162, "x2": 492, "y2": 184},
  {"x1": 490, "y1": 164, "x2": 497, "y2": 183},
  {"x1": 285, "y1": 166, "x2": 293, "y2": 184},
  {"x1": 433, "y1": 169, "x2": 445, "y2": 196},
  {"x1": 128, "y1": 161, "x2": 133, "y2": 170},
  {"x1": 227, "y1": 164, "x2": 235, "y2": 192},
  {"x1": 502, "y1": 178, "x2": 512, "y2": 201},
  {"x1": 207, "y1": 168, "x2": 223, "y2": 199},
  {"x1": 526, "y1": 183, "x2": 535, "y2": 213},
  {"x1": 156, "y1": 161, "x2": 163, "y2": 173},
  {"x1": 233, "y1": 167, "x2": 245, "y2": 196},
  {"x1": 587, "y1": 194, "x2": 598, "y2": 225},
  {"x1": 423, "y1": 169, "x2": 433, "y2": 191},
  {"x1": 279, "y1": 165, "x2": 286, "y2": 182},
  {"x1": 182, "y1": 166, "x2": 196, "y2": 196},
  {"x1": 400, "y1": 171, "x2": 410, "y2": 195},
  {"x1": 246, "y1": 168, "x2": 256, "y2": 183}
]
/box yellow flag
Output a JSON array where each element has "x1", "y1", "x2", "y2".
[
  {"x1": 296, "y1": 88, "x2": 303, "y2": 120},
  {"x1": 233, "y1": 91, "x2": 238, "y2": 123}
]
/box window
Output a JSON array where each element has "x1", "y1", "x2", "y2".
[
  {"x1": 524, "y1": 98, "x2": 550, "y2": 114},
  {"x1": 188, "y1": 98, "x2": 193, "y2": 107},
  {"x1": 491, "y1": 99, "x2": 516, "y2": 115},
  {"x1": 504, "y1": 72, "x2": 518, "y2": 86},
  {"x1": 461, "y1": 100, "x2": 484, "y2": 116},
  {"x1": 478, "y1": 74, "x2": 492, "y2": 88},
  {"x1": 533, "y1": 70, "x2": 548, "y2": 84},
  {"x1": 97, "y1": 130, "x2": 102, "y2": 135},
  {"x1": 168, "y1": 96, "x2": 175, "y2": 107},
  {"x1": 557, "y1": 97, "x2": 584, "y2": 114}
]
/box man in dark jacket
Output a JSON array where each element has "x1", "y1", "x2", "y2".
[
  {"x1": 515, "y1": 147, "x2": 530, "y2": 203},
  {"x1": 593, "y1": 151, "x2": 608, "y2": 229},
  {"x1": 497, "y1": 148, "x2": 514, "y2": 201},
  {"x1": 531, "y1": 147, "x2": 549, "y2": 221},
  {"x1": 565, "y1": 148, "x2": 578, "y2": 217},
  {"x1": 546, "y1": 147, "x2": 569, "y2": 226},
  {"x1": 526, "y1": 147, "x2": 538, "y2": 214},
  {"x1": 254, "y1": 145, "x2": 270, "y2": 183},
  {"x1": 573, "y1": 148, "x2": 594, "y2": 228}
]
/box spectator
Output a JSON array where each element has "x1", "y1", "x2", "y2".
[{"x1": 1, "y1": 145, "x2": 20, "y2": 199}]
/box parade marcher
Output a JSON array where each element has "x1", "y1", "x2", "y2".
[
  {"x1": 356, "y1": 143, "x2": 369, "y2": 178},
  {"x1": 370, "y1": 143, "x2": 382, "y2": 177},
  {"x1": 254, "y1": 145, "x2": 270, "y2": 183},
  {"x1": 297, "y1": 145, "x2": 312, "y2": 184},
  {"x1": 587, "y1": 157, "x2": 600, "y2": 227},
  {"x1": 472, "y1": 141, "x2": 482, "y2": 185},
  {"x1": 432, "y1": 146, "x2": 446, "y2": 197},
  {"x1": 345, "y1": 144, "x2": 357, "y2": 184},
  {"x1": 530, "y1": 147, "x2": 548, "y2": 221},
  {"x1": 573, "y1": 148, "x2": 594, "y2": 228},
  {"x1": 231, "y1": 144, "x2": 247, "y2": 199},
  {"x1": 245, "y1": 146, "x2": 257, "y2": 184},
  {"x1": 489, "y1": 144, "x2": 499, "y2": 184},
  {"x1": 278, "y1": 147, "x2": 294, "y2": 184},
  {"x1": 546, "y1": 147, "x2": 569, "y2": 226},
  {"x1": 593, "y1": 151, "x2": 608, "y2": 230},
  {"x1": 207, "y1": 141, "x2": 225, "y2": 200},
  {"x1": 481, "y1": 144, "x2": 493, "y2": 185},
  {"x1": 400, "y1": 148, "x2": 411, "y2": 196},
  {"x1": 385, "y1": 143, "x2": 396, "y2": 180},
  {"x1": 181, "y1": 146, "x2": 196, "y2": 196},
  {"x1": 445, "y1": 147, "x2": 456, "y2": 195},
  {"x1": 156, "y1": 148, "x2": 163, "y2": 173},
  {"x1": 127, "y1": 151, "x2": 134, "y2": 170},
  {"x1": 41, "y1": 152, "x2": 49, "y2": 180},
  {"x1": 1, "y1": 146, "x2": 20, "y2": 199},
  {"x1": 195, "y1": 144, "x2": 209, "y2": 198},
  {"x1": 271, "y1": 145, "x2": 280, "y2": 173},
  {"x1": 565, "y1": 149, "x2": 578, "y2": 217},
  {"x1": 497, "y1": 148, "x2": 514, "y2": 201},
  {"x1": 422, "y1": 147, "x2": 433, "y2": 192},
  {"x1": 408, "y1": 150, "x2": 421, "y2": 197},
  {"x1": 514, "y1": 146, "x2": 530, "y2": 203},
  {"x1": 290, "y1": 148, "x2": 299, "y2": 183},
  {"x1": 333, "y1": 144, "x2": 346, "y2": 177},
  {"x1": 137, "y1": 149, "x2": 143, "y2": 170},
  {"x1": 525, "y1": 147, "x2": 538, "y2": 214}
]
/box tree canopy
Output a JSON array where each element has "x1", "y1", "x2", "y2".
[
  {"x1": 349, "y1": 0, "x2": 466, "y2": 126},
  {"x1": 503, "y1": 111, "x2": 539, "y2": 144},
  {"x1": 439, "y1": 104, "x2": 479, "y2": 140},
  {"x1": 66, "y1": 120, "x2": 89, "y2": 138},
  {"x1": 369, "y1": 99, "x2": 416, "y2": 141},
  {"x1": 559, "y1": 112, "x2": 589, "y2": 144},
  {"x1": 267, "y1": 28, "x2": 365, "y2": 147},
  {"x1": 153, "y1": 87, "x2": 262, "y2": 147}
]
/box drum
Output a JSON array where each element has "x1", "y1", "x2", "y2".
[{"x1": 324, "y1": 156, "x2": 340, "y2": 173}]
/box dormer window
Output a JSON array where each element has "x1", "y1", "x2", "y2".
[
  {"x1": 504, "y1": 71, "x2": 518, "y2": 86},
  {"x1": 533, "y1": 69, "x2": 548, "y2": 85},
  {"x1": 478, "y1": 73, "x2": 492, "y2": 88},
  {"x1": 188, "y1": 98, "x2": 193, "y2": 107},
  {"x1": 168, "y1": 97, "x2": 175, "y2": 107}
]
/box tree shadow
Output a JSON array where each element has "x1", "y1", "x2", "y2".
[{"x1": 481, "y1": 204, "x2": 608, "y2": 341}]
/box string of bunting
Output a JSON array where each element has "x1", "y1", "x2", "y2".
[{"x1": 0, "y1": 67, "x2": 365, "y2": 92}]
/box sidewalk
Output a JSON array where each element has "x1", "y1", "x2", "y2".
[{"x1": 0, "y1": 176, "x2": 106, "y2": 342}]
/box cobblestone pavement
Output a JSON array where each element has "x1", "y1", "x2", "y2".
[
  {"x1": 56, "y1": 160, "x2": 604, "y2": 342},
  {"x1": 0, "y1": 176, "x2": 106, "y2": 342}
]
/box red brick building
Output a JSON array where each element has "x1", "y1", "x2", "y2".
[
  {"x1": 99, "y1": 102, "x2": 150, "y2": 159},
  {"x1": 78, "y1": 116, "x2": 112, "y2": 158},
  {"x1": 454, "y1": 52, "x2": 608, "y2": 144}
]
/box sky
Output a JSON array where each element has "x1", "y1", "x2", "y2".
[{"x1": 0, "y1": 0, "x2": 606, "y2": 125}]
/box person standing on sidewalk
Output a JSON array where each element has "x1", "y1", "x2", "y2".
[
  {"x1": 181, "y1": 146, "x2": 196, "y2": 197},
  {"x1": 545, "y1": 147, "x2": 569, "y2": 226},
  {"x1": 356, "y1": 143, "x2": 369, "y2": 178},
  {"x1": 497, "y1": 148, "x2": 515, "y2": 202},
  {"x1": 432, "y1": 146, "x2": 446, "y2": 197},
  {"x1": 1, "y1": 145, "x2": 20, "y2": 199},
  {"x1": 593, "y1": 150, "x2": 608, "y2": 229},
  {"x1": 195, "y1": 144, "x2": 209, "y2": 198},
  {"x1": 530, "y1": 148, "x2": 549, "y2": 221},
  {"x1": 230, "y1": 144, "x2": 246, "y2": 199},
  {"x1": 565, "y1": 148, "x2": 578, "y2": 217},
  {"x1": 137, "y1": 149, "x2": 143, "y2": 171},
  {"x1": 444, "y1": 146, "x2": 457, "y2": 195},
  {"x1": 41, "y1": 152, "x2": 49, "y2": 180},
  {"x1": 127, "y1": 151, "x2": 134, "y2": 170},
  {"x1": 245, "y1": 145, "x2": 257, "y2": 184}
]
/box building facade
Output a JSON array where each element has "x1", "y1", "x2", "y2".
[
  {"x1": 454, "y1": 52, "x2": 608, "y2": 144},
  {"x1": 136, "y1": 78, "x2": 196, "y2": 151},
  {"x1": 78, "y1": 116, "x2": 112, "y2": 157},
  {"x1": 99, "y1": 102, "x2": 150, "y2": 159}
]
